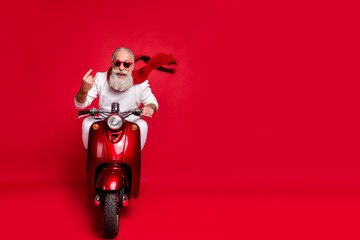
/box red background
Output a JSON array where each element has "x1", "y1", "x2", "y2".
[{"x1": 1, "y1": 0, "x2": 360, "y2": 239}]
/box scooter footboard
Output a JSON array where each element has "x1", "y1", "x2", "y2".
[{"x1": 96, "y1": 166, "x2": 128, "y2": 190}]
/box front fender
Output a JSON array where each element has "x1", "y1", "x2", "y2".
[{"x1": 96, "y1": 166, "x2": 128, "y2": 190}]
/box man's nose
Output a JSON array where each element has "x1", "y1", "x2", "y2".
[{"x1": 119, "y1": 63, "x2": 125, "y2": 70}]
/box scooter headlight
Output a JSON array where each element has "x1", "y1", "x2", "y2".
[{"x1": 107, "y1": 114, "x2": 123, "y2": 130}]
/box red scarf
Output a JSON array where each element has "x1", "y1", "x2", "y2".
[{"x1": 107, "y1": 53, "x2": 177, "y2": 84}]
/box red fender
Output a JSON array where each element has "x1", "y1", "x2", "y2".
[{"x1": 96, "y1": 166, "x2": 128, "y2": 190}]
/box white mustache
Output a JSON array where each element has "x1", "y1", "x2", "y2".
[{"x1": 112, "y1": 68, "x2": 129, "y2": 75}]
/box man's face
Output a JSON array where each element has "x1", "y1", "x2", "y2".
[
  {"x1": 112, "y1": 50, "x2": 134, "y2": 79},
  {"x1": 109, "y1": 50, "x2": 134, "y2": 92}
]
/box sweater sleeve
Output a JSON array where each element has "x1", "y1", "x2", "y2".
[
  {"x1": 140, "y1": 80, "x2": 159, "y2": 110},
  {"x1": 74, "y1": 73, "x2": 99, "y2": 109}
]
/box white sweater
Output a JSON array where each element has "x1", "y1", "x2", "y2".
[{"x1": 74, "y1": 72, "x2": 159, "y2": 116}]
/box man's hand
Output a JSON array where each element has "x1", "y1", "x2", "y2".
[
  {"x1": 141, "y1": 104, "x2": 157, "y2": 117},
  {"x1": 81, "y1": 69, "x2": 97, "y2": 93},
  {"x1": 76, "y1": 69, "x2": 97, "y2": 104}
]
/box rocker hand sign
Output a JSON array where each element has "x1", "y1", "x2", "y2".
[
  {"x1": 75, "y1": 69, "x2": 97, "y2": 104},
  {"x1": 81, "y1": 69, "x2": 97, "y2": 93}
]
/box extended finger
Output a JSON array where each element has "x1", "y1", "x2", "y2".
[{"x1": 83, "y1": 69, "x2": 93, "y2": 78}]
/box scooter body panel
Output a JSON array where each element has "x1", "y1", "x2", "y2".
[
  {"x1": 122, "y1": 122, "x2": 141, "y2": 199},
  {"x1": 103, "y1": 126, "x2": 126, "y2": 161},
  {"x1": 87, "y1": 120, "x2": 141, "y2": 200},
  {"x1": 87, "y1": 121, "x2": 106, "y2": 199}
]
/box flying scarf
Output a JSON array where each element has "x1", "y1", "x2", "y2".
[{"x1": 107, "y1": 53, "x2": 177, "y2": 84}]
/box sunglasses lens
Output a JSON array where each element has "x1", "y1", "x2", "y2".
[{"x1": 114, "y1": 61, "x2": 131, "y2": 68}]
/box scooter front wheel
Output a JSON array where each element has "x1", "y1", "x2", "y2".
[{"x1": 104, "y1": 192, "x2": 119, "y2": 238}]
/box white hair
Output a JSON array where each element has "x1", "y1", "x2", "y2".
[{"x1": 112, "y1": 47, "x2": 135, "y2": 62}]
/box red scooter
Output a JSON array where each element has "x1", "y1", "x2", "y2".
[{"x1": 78, "y1": 102, "x2": 143, "y2": 238}]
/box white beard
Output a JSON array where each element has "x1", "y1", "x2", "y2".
[{"x1": 109, "y1": 68, "x2": 134, "y2": 92}]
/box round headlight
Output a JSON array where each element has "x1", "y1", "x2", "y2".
[{"x1": 107, "y1": 114, "x2": 123, "y2": 130}]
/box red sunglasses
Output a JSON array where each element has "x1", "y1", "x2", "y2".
[{"x1": 112, "y1": 60, "x2": 133, "y2": 68}]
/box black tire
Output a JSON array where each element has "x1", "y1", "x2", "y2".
[{"x1": 104, "y1": 192, "x2": 119, "y2": 238}]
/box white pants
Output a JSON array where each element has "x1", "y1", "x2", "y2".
[{"x1": 82, "y1": 116, "x2": 148, "y2": 150}]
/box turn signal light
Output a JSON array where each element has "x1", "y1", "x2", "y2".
[
  {"x1": 95, "y1": 195, "x2": 100, "y2": 206},
  {"x1": 122, "y1": 194, "x2": 129, "y2": 207},
  {"x1": 131, "y1": 124, "x2": 138, "y2": 131},
  {"x1": 92, "y1": 123, "x2": 99, "y2": 130}
]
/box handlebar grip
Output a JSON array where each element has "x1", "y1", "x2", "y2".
[
  {"x1": 78, "y1": 110, "x2": 90, "y2": 115},
  {"x1": 132, "y1": 109, "x2": 142, "y2": 116}
]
